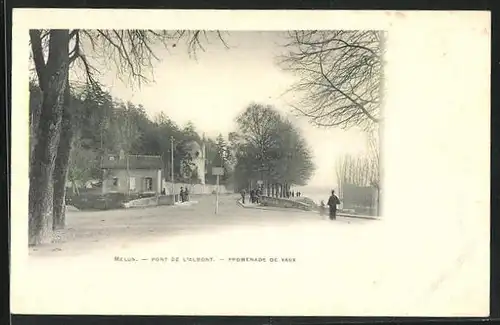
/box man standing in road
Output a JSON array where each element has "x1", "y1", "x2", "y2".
[
  {"x1": 327, "y1": 190, "x2": 341, "y2": 220},
  {"x1": 179, "y1": 187, "x2": 185, "y2": 202}
]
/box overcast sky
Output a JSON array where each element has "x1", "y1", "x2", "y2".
[{"x1": 87, "y1": 31, "x2": 370, "y2": 188}]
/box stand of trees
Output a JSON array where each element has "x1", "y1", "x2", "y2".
[
  {"x1": 231, "y1": 103, "x2": 315, "y2": 195},
  {"x1": 205, "y1": 134, "x2": 234, "y2": 186},
  {"x1": 29, "y1": 80, "x2": 235, "y2": 187},
  {"x1": 335, "y1": 128, "x2": 380, "y2": 214}
]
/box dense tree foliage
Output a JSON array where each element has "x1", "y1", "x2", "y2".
[
  {"x1": 29, "y1": 80, "x2": 234, "y2": 188},
  {"x1": 232, "y1": 103, "x2": 315, "y2": 192},
  {"x1": 30, "y1": 82, "x2": 314, "y2": 196}
]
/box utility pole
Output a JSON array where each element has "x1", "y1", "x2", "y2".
[
  {"x1": 215, "y1": 173, "x2": 219, "y2": 214},
  {"x1": 170, "y1": 136, "x2": 175, "y2": 202},
  {"x1": 126, "y1": 154, "x2": 130, "y2": 197}
]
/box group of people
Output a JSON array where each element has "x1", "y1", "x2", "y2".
[
  {"x1": 239, "y1": 187, "x2": 263, "y2": 204},
  {"x1": 239, "y1": 186, "x2": 306, "y2": 205},
  {"x1": 284, "y1": 190, "x2": 301, "y2": 198},
  {"x1": 179, "y1": 187, "x2": 190, "y2": 202},
  {"x1": 320, "y1": 190, "x2": 341, "y2": 220},
  {"x1": 238, "y1": 185, "x2": 341, "y2": 221}
]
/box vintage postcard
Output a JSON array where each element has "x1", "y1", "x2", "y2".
[{"x1": 10, "y1": 9, "x2": 490, "y2": 316}]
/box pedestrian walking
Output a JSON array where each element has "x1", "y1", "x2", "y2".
[
  {"x1": 184, "y1": 188, "x2": 190, "y2": 202},
  {"x1": 240, "y1": 189, "x2": 246, "y2": 204},
  {"x1": 327, "y1": 190, "x2": 341, "y2": 220},
  {"x1": 179, "y1": 187, "x2": 185, "y2": 202}
]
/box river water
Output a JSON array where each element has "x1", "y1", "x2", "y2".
[{"x1": 288, "y1": 186, "x2": 337, "y2": 205}]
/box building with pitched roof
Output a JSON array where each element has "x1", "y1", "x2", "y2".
[{"x1": 101, "y1": 150, "x2": 163, "y2": 195}]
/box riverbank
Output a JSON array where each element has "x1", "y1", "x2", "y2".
[{"x1": 237, "y1": 197, "x2": 379, "y2": 221}]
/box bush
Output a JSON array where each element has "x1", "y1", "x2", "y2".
[
  {"x1": 68, "y1": 192, "x2": 134, "y2": 210},
  {"x1": 137, "y1": 192, "x2": 156, "y2": 199}
]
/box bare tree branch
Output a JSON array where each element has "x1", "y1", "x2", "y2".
[
  {"x1": 29, "y1": 30, "x2": 47, "y2": 89},
  {"x1": 33, "y1": 29, "x2": 230, "y2": 95},
  {"x1": 279, "y1": 30, "x2": 384, "y2": 131},
  {"x1": 318, "y1": 53, "x2": 379, "y2": 123},
  {"x1": 69, "y1": 30, "x2": 80, "y2": 63},
  {"x1": 72, "y1": 29, "x2": 228, "y2": 88}
]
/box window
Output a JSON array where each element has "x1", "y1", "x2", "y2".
[
  {"x1": 129, "y1": 177, "x2": 136, "y2": 190},
  {"x1": 145, "y1": 177, "x2": 153, "y2": 191},
  {"x1": 112, "y1": 177, "x2": 119, "y2": 186}
]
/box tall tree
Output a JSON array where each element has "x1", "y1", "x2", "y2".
[
  {"x1": 236, "y1": 103, "x2": 282, "y2": 181},
  {"x1": 52, "y1": 76, "x2": 73, "y2": 229},
  {"x1": 56, "y1": 83, "x2": 111, "y2": 212},
  {"x1": 367, "y1": 127, "x2": 380, "y2": 215},
  {"x1": 214, "y1": 134, "x2": 233, "y2": 184},
  {"x1": 67, "y1": 140, "x2": 99, "y2": 195},
  {"x1": 111, "y1": 102, "x2": 143, "y2": 153},
  {"x1": 29, "y1": 29, "x2": 70, "y2": 245},
  {"x1": 29, "y1": 80, "x2": 42, "y2": 162},
  {"x1": 335, "y1": 136, "x2": 379, "y2": 205},
  {"x1": 233, "y1": 103, "x2": 315, "y2": 191},
  {"x1": 279, "y1": 30, "x2": 384, "y2": 131},
  {"x1": 182, "y1": 121, "x2": 201, "y2": 142}
]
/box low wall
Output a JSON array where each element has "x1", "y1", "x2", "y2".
[
  {"x1": 260, "y1": 196, "x2": 312, "y2": 211},
  {"x1": 162, "y1": 182, "x2": 233, "y2": 195},
  {"x1": 123, "y1": 196, "x2": 158, "y2": 208},
  {"x1": 124, "y1": 195, "x2": 178, "y2": 208},
  {"x1": 123, "y1": 192, "x2": 232, "y2": 209}
]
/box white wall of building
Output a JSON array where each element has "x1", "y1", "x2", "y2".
[{"x1": 161, "y1": 180, "x2": 232, "y2": 195}]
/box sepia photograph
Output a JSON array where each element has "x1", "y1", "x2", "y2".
[
  {"x1": 27, "y1": 29, "x2": 382, "y2": 249},
  {"x1": 11, "y1": 10, "x2": 490, "y2": 317}
]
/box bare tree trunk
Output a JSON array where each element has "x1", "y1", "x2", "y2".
[
  {"x1": 29, "y1": 30, "x2": 69, "y2": 246},
  {"x1": 29, "y1": 94, "x2": 42, "y2": 166},
  {"x1": 53, "y1": 77, "x2": 72, "y2": 230}
]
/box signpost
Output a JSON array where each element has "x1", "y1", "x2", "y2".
[{"x1": 212, "y1": 167, "x2": 224, "y2": 214}]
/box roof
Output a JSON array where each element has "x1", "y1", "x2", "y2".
[{"x1": 101, "y1": 153, "x2": 163, "y2": 170}]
